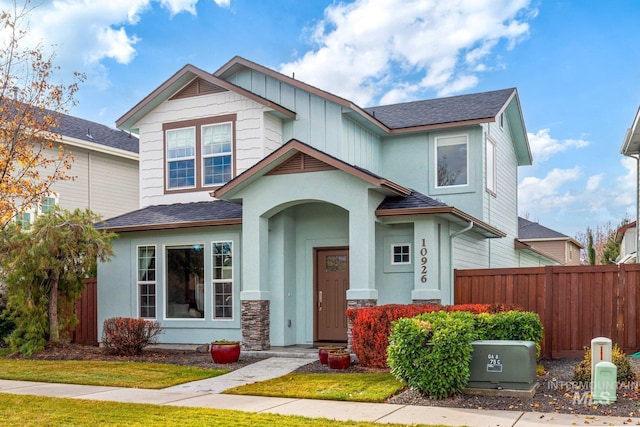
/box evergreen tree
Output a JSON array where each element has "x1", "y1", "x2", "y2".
[{"x1": 0, "y1": 208, "x2": 114, "y2": 354}]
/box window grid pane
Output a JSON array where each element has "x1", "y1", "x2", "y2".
[
  {"x1": 203, "y1": 155, "x2": 232, "y2": 185},
  {"x1": 202, "y1": 123, "x2": 231, "y2": 155},
  {"x1": 169, "y1": 159, "x2": 195, "y2": 188},
  {"x1": 167, "y1": 128, "x2": 195, "y2": 159},
  {"x1": 213, "y1": 242, "x2": 233, "y2": 319},
  {"x1": 137, "y1": 246, "x2": 156, "y2": 319},
  {"x1": 392, "y1": 244, "x2": 411, "y2": 264}
]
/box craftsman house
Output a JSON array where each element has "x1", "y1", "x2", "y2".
[
  {"x1": 96, "y1": 56, "x2": 555, "y2": 350},
  {"x1": 517, "y1": 217, "x2": 582, "y2": 265}
]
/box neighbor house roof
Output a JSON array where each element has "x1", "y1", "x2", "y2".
[
  {"x1": 517, "y1": 217, "x2": 584, "y2": 248},
  {"x1": 95, "y1": 200, "x2": 242, "y2": 232},
  {"x1": 58, "y1": 110, "x2": 139, "y2": 156},
  {"x1": 615, "y1": 220, "x2": 636, "y2": 244}
]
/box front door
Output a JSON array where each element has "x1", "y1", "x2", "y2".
[{"x1": 315, "y1": 248, "x2": 349, "y2": 342}]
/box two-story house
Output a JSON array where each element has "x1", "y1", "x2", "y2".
[
  {"x1": 517, "y1": 217, "x2": 582, "y2": 265},
  {"x1": 14, "y1": 109, "x2": 139, "y2": 225},
  {"x1": 96, "y1": 56, "x2": 555, "y2": 350}
]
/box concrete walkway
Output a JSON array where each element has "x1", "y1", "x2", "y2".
[{"x1": 1, "y1": 356, "x2": 639, "y2": 426}]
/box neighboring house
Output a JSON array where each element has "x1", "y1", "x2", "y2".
[
  {"x1": 96, "y1": 56, "x2": 557, "y2": 350},
  {"x1": 615, "y1": 220, "x2": 636, "y2": 263},
  {"x1": 15, "y1": 109, "x2": 140, "y2": 226},
  {"x1": 517, "y1": 217, "x2": 582, "y2": 265}
]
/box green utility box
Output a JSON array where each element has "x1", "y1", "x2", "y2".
[{"x1": 467, "y1": 340, "x2": 536, "y2": 390}]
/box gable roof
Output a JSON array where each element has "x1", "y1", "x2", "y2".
[
  {"x1": 116, "y1": 63, "x2": 296, "y2": 132},
  {"x1": 213, "y1": 138, "x2": 412, "y2": 200},
  {"x1": 95, "y1": 200, "x2": 242, "y2": 232},
  {"x1": 517, "y1": 217, "x2": 584, "y2": 248},
  {"x1": 364, "y1": 88, "x2": 516, "y2": 130}
]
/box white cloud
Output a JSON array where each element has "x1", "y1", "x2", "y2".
[
  {"x1": 518, "y1": 167, "x2": 581, "y2": 213},
  {"x1": 528, "y1": 128, "x2": 589, "y2": 163},
  {"x1": 586, "y1": 173, "x2": 604, "y2": 192},
  {"x1": 280, "y1": 0, "x2": 536, "y2": 107}
]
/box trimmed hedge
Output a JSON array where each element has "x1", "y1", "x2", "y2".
[
  {"x1": 387, "y1": 311, "x2": 475, "y2": 398},
  {"x1": 347, "y1": 303, "x2": 520, "y2": 368}
]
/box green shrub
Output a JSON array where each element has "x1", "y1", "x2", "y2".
[
  {"x1": 572, "y1": 344, "x2": 635, "y2": 384},
  {"x1": 387, "y1": 311, "x2": 475, "y2": 399},
  {"x1": 0, "y1": 293, "x2": 15, "y2": 346},
  {"x1": 474, "y1": 311, "x2": 543, "y2": 357}
]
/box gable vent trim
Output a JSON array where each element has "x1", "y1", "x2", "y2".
[{"x1": 266, "y1": 152, "x2": 336, "y2": 175}]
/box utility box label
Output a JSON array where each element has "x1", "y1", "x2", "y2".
[{"x1": 487, "y1": 353, "x2": 503, "y2": 373}]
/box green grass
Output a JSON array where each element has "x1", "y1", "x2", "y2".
[
  {"x1": 0, "y1": 394, "x2": 441, "y2": 427},
  {"x1": 225, "y1": 372, "x2": 405, "y2": 402},
  {"x1": 0, "y1": 359, "x2": 226, "y2": 388}
]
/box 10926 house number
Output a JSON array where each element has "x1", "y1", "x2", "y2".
[{"x1": 420, "y1": 239, "x2": 428, "y2": 283}]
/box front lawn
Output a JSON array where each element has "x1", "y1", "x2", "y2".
[
  {"x1": 0, "y1": 359, "x2": 225, "y2": 388},
  {"x1": 225, "y1": 372, "x2": 405, "y2": 402}
]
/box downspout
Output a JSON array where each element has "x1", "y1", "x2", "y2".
[
  {"x1": 636, "y1": 155, "x2": 639, "y2": 263},
  {"x1": 449, "y1": 221, "x2": 474, "y2": 304}
]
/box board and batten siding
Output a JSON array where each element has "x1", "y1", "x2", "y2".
[
  {"x1": 135, "y1": 90, "x2": 278, "y2": 207},
  {"x1": 226, "y1": 68, "x2": 383, "y2": 174},
  {"x1": 48, "y1": 145, "x2": 139, "y2": 219}
]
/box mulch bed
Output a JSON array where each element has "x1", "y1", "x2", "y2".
[{"x1": 8, "y1": 343, "x2": 640, "y2": 417}]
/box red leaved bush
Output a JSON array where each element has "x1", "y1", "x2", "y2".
[
  {"x1": 347, "y1": 303, "x2": 521, "y2": 368},
  {"x1": 102, "y1": 317, "x2": 163, "y2": 356}
]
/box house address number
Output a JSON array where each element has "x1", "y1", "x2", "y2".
[{"x1": 420, "y1": 239, "x2": 428, "y2": 283}]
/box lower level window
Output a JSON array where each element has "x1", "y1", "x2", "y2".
[
  {"x1": 212, "y1": 242, "x2": 233, "y2": 319},
  {"x1": 137, "y1": 245, "x2": 156, "y2": 318},
  {"x1": 166, "y1": 244, "x2": 204, "y2": 318},
  {"x1": 391, "y1": 244, "x2": 411, "y2": 265}
]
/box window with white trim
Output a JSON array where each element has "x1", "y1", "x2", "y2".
[
  {"x1": 391, "y1": 244, "x2": 411, "y2": 265},
  {"x1": 436, "y1": 135, "x2": 468, "y2": 187},
  {"x1": 137, "y1": 245, "x2": 156, "y2": 319},
  {"x1": 212, "y1": 241, "x2": 233, "y2": 319},
  {"x1": 486, "y1": 135, "x2": 497, "y2": 195},
  {"x1": 202, "y1": 123, "x2": 232, "y2": 186},
  {"x1": 40, "y1": 194, "x2": 58, "y2": 214},
  {"x1": 166, "y1": 127, "x2": 196, "y2": 189}
]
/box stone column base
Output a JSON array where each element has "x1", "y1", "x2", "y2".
[
  {"x1": 241, "y1": 300, "x2": 270, "y2": 350},
  {"x1": 346, "y1": 299, "x2": 377, "y2": 351},
  {"x1": 412, "y1": 299, "x2": 442, "y2": 305}
]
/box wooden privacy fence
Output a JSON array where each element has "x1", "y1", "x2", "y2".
[
  {"x1": 73, "y1": 278, "x2": 98, "y2": 346},
  {"x1": 454, "y1": 264, "x2": 640, "y2": 359}
]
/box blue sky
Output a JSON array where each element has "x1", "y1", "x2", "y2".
[{"x1": 5, "y1": 0, "x2": 640, "y2": 239}]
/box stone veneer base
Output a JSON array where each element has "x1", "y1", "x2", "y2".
[{"x1": 241, "y1": 300, "x2": 270, "y2": 350}]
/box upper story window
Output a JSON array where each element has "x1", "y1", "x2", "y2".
[
  {"x1": 164, "y1": 115, "x2": 236, "y2": 193},
  {"x1": 436, "y1": 134, "x2": 468, "y2": 188}
]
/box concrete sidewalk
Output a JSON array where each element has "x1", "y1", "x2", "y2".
[{"x1": 1, "y1": 355, "x2": 639, "y2": 426}]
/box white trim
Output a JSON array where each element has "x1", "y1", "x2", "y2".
[
  {"x1": 136, "y1": 244, "x2": 157, "y2": 319},
  {"x1": 486, "y1": 134, "x2": 497, "y2": 195},
  {"x1": 434, "y1": 134, "x2": 469, "y2": 189},
  {"x1": 165, "y1": 126, "x2": 197, "y2": 190},
  {"x1": 390, "y1": 243, "x2": 412, "y2": 265},
  {"x1": 201, "y1": 121, "x2": 233, "y2": 187},
  {"x1": 163, "y1": 242, "x2": 206, "y2": 321},
  {"x1": 211, "y1": 240, "x2": 234, "y2": 321},
  {"x1": 61, "y1": 135, "x2": 138, "y2": 161}
]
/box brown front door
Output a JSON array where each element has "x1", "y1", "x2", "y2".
[{"x1": 315, "y1": 248, "x2": 349, "y2": 342}]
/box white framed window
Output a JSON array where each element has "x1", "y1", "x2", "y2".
[
  {"x1": 391, "y1": 244, "x2": 411, "y2": 265},
  {"x1": 17, "y1": 210, "x2": 34, "y2": 229},
  {"x1": 166, "y1": 244, "x2": 205, "y2": 319},
  {"x1": 137, "y1": 245, "x2": 157, "y2": 319},
  {"x1": 39, "y1": 193, "x2": 58, "y2": 214},
  {"x1": 436, "y1": 135, "x2": 468, "y2": 188},
  {"x1": 212, "y1": 241, "x2": 233, "y2": 319},
  {"x1": 202, "y1": 122, "x2": 232, "y2": 186},
  {"x1": 166, "y1": 127, "x2": 196, "y2": 189},
  {"x1": 486, "y1": 135, "x2": 497, "y2": 195}
]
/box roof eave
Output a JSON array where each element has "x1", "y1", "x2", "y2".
[
  {"x1": 97, "y1": 218, "x2": 242, "y2": 233},
  {"x1": 621, "y1": 106, "x2": 640, "y2": 156},
  {"x1": 375, "y1": 206, "x2": 506, "y2": 238}
]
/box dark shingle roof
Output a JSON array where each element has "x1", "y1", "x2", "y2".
[
  {"x1": 58, "y1": 111, "x2": 138, "y2": 154},
  {"x1": 518, "y1": 217, "x2": 568, "y2": 239},
  {"x1": 377, "y1": 190, "x2": 448, "y2": 210},
  {"x1": 364, "y1": 88, "x2": 515, "y2": 129},
  {"x1": 96, "y1": 200, "x2": 242, "y2": 230}
]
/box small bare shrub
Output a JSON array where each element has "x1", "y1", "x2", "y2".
[
  {"x1": 102, "y1": 317, "x2": 163, "y2": 356},
  {"x1": 572, "y1": 344, "x2": 635, "y2": 383}
]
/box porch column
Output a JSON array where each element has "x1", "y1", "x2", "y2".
[
  {"x1": 240, "y1": 214, "x2": 271, "y2": 350},
  {"x1": 346, "y1": 193, "x2": 379, "y2": 303},
  {"x1": 411, "y1": 220, "x2": 443, "y2": 305}
]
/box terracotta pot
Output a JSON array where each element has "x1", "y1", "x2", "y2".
[
  {"x1": 210, "y1": 341, "x2": 241, "y2": 364},
  {"x1": 328, "y1": 350, "x2": 351, "y2": 370},
  {"x1": 318, "y1": 346, "x2": 343, "y2": 365}
]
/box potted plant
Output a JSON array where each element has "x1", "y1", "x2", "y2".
[
  {"x1": 210, "y1": 340, "x2": 241, "y2": 364},
  {"x1": 318, "y1": 345, "x2": 343, "y2": 365},
  {"x1": 327, "y1": 349, "x2": 351, "y2": 370}
]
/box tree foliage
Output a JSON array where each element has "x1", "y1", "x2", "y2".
[
  {"x1": 0, "y1": 208, "x2": 114, "y2": 355},
  {"x1": 575, "y1": 217, "x2": 630, "y2": 265},
  {"x1": 0, "y1": 0, "x2": 85, "y2": 230},
  {"x1": 587, "y1": 229, "x2": 596, "y2": 265}
]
